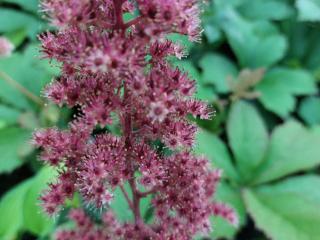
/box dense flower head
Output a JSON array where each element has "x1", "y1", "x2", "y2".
[
  {"x1": 0, "y1": 37, "x2": 14, "y2": 57},
  {"x1": 34, "y1": 0, "x2": 236, "y2": 239}
]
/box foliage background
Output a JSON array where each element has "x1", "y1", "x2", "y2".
[{"x1": 0, "y1": 0, "x2": 320, "y2": 239}]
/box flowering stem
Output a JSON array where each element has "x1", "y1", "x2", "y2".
[
  {"x1": 138, "y1": 187, "x2": 158, "y2": 198},
  {"x1": 34, "y1": 0, "x2": 238, "y2": 238},
  {"x1": 112, "y1": 0, "x2": 125, "y2": 29},
  {"x1": 124, "y1": 16, "x2": 142, "y2": 28},
  {"x1": 119, "y1": 184, "x2": 134, "y2": 210},
  {"x1": 122, "y1": 83, "x2": 157, "y2": 237},
  {"x1": 0, "y1": 70, "x2": 44, "y2": 106},
  {"x1": 122, "y1": 84, "x2": 142, "y2": 223},
  {"x1": 114, "y1": 0, "x2": 146, "y2": 225},
  {"x1": 129, "y1": 178, "x2": 142, "y2": 222}
]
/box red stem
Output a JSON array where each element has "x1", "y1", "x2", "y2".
[
  {"x1": 112, "y1": 0, "x2": 125, "y2": 29},
  {"x1": 123, "y1": 83, "x2": 142, "y2": 222},
  {"x1": 138, "y1": 187, "x2": 158, "y2": 198},
  {"x1": 120, "y1": 184, "x2": 134, "y2": 210},
  {"x1": 124, "y1": 16, "x2": 143, "y2": 28},
  {"x1": 113, "y1": 2, "x2": 157, "y2": 237}
]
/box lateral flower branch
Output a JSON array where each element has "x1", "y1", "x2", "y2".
[{"x1": 33, "y1": 0, "x2": 237, "y2": 239}]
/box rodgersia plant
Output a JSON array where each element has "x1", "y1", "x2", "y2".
[{"x1": 34, "y1": 0, "x2": 237, "y2": 239}]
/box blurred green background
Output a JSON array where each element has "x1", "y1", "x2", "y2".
[{"x1": 1, "y1": 0, "x2": 320, "y2": 239}]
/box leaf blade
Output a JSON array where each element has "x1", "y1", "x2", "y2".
[
  {"x1": 227, "y1": 101, "x2": 268, "y2": 182},
  {"x1": 0, "y1": 180, "x2": 32, "y2": 239},
  {"x1": 256, "y1": 68, "x2": 317, "y2": 117},
  {"x1": 253, "y1": 121, "x2": 320, "y2": 184},
  {"x1": 195, "y1": 129, "x2": 240, "y2": 182},
  {"x1": 243, "y1": 175, "x2": 320, "y2": 240},
  {"x1": 23, "y1": 168, "x2": 56, "y2": 236},
  {"x1": 0, "y1": 127, "x2": 31, "y2": 173}
]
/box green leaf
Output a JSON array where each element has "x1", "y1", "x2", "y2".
[
  {"x1": 19, "y1": 44, "x2": 56, "y2": 94},
  {"x1": 221, "y1": 9, "x2": 287, "y2": 67},
  {"x1": 0, "y1": 9, "x2": 40, "y2": 36},
  {"x1": 286, "y1": 22, "x2": 310, "y2": 61},
  {"x1": 214, "y1": 0, "x2": 247, "y2": 8},
  {"x1": 0, "y1": 168, "x2": 57, "y2": 239},
  {"x1": 253, "y1": 121, "x2": 320, "y2": 184},
  {"x1": 227, "y1": 101, "x2": 268, "y2": 182},
  {"x1": 299, "y1": 97, "x2": 320, "y2": 126},
  {"x1": 304, "y1": 31, "x2": 320, "y2": 70},
  {"x1": 199, "y1": 53, "x2": 238, "y2": 93},
  {"x1": 0, "y1": 180, "x2": 32, "y2": 240},
  {"x1": 195, "y1": 83, "x2": 217, "y2": 102},
  {"x1": 140, "y1": 193, "x2": 153, "y2": 223},
  {"x1": 0, "y1": 66, "x2": 32, "y2": 111},
  {"x1": 175, "y1": 60, "x2": 201, "y2": 81},
  {"x1": 243, "y1": 175, "x2": 320, "y2": 240},
  {"x1": 0, "y1": 127, "x2": 31, "y2": 173},
  {"x1": 203, "y1": 24, "x2": 222, "y2": 43},
  {"x1": 195, "y1": 130, "x2": 240, "y2": 182},
  {"x1": 4, "y1": 28, "x2": 27, "y2": 47},
  {"x1": 210, "y1": 182, "x2": 246, "y2": 239},
  {"x1": 110, "y1": 186, "x2": 134, "y2": 222},
  {"x1": 238, "y1": 0, "x2": 294, "y2": 20},
  {"x1": 0, "y1": 44, "x2": 54, "y2": 110},
  {"x1": 0, "y1": 105, "x2": 21, "y2": 125},
  {"x1": 23, "y1": 168, "x2": 56, "y2": 236},
  {"x1": 296, "y1": 0, "x2": 320, "y2": 21},
  {"x1": 2, "y1": 0, "x2": 39, "y2": 13},
  {"x1": 256, "y1": 68, "x2": 317, "y2": 117}
]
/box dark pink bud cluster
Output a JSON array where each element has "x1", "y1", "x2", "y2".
[{"x1": 34, "y1": 0, "x2": 237, "y2": 239}]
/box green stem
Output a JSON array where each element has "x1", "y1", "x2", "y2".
[{"x1": 0, "y1": 70, "x2": 44, "y2": 106}]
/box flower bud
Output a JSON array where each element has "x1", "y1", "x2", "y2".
[{"x1": 0, "y1": 37, "x2": 14, "y2": 57}]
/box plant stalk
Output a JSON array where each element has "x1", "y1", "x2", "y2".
[{"x1": 0, "y1": 70, "x2": 44, "y2": 106}]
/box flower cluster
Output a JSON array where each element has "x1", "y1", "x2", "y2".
[
  {"x1": 34, "y1": 0, "x2": 237, "y2": 239},
  {"x1": 0, "y1": 37, "x2": 14, "y2": 57},
  {"x1": 55, "y1": 209, "x2": 122, "y2": 240}
]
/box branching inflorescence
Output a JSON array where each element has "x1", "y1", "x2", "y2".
[{"x1": 34, "y1": 0, "x2": 237, "y2": 239}]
